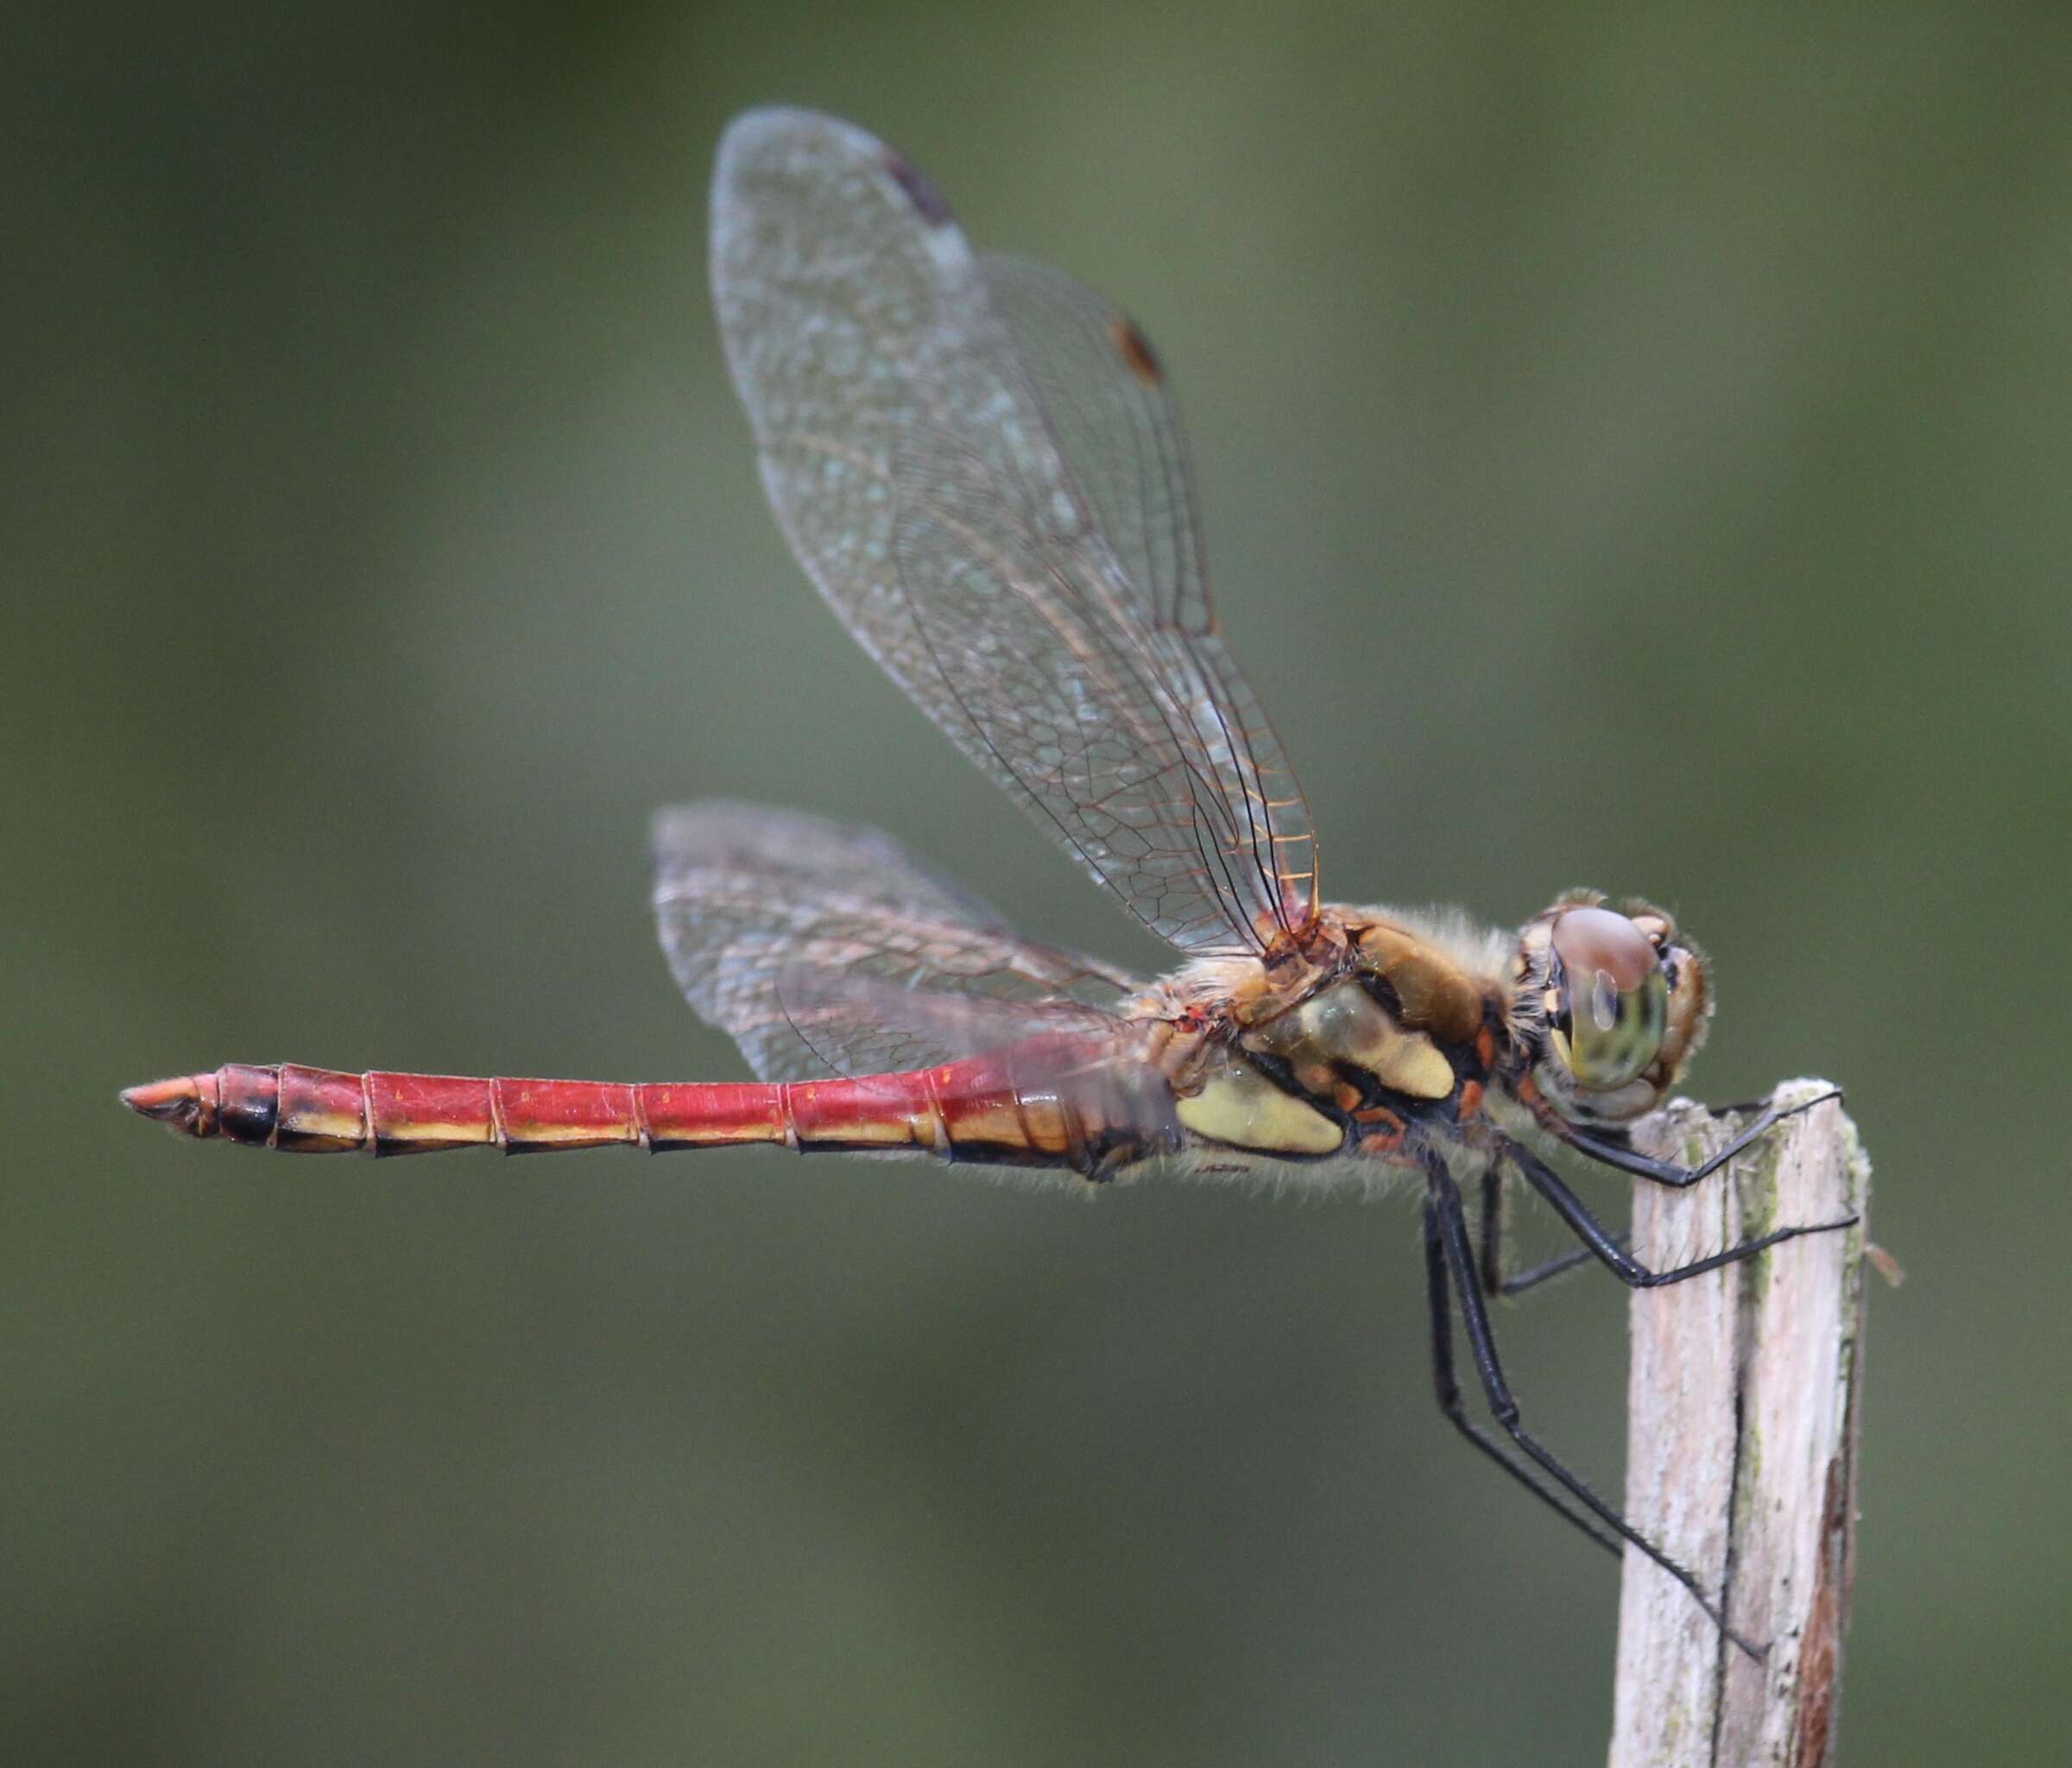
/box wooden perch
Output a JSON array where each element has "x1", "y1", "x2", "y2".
[{"x1": 1608, "y1": 1081, "x2": 1873, "y2": 1768}]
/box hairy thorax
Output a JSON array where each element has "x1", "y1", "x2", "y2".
[{"x1": 1132, "y1": 906, "x2": 1514, "y2": 1177}]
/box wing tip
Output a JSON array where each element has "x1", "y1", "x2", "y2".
[
  {"x1": 648, "y1": 799, "x2": 734, "y2": 876},
  {"x1": 716, "y1": 107, "x2": 883, "y2": 178},
  {"x1": 713, "y1": 108, "x2": 955, "y2": 231}
]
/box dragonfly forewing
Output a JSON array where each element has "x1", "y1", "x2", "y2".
[{"x1": 710, "y1": 108, "x2": 1317, "y2": 958}]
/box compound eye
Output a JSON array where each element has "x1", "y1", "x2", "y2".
[{"x1": 1549, "y1": 906, "x2": 1667, "y2": 1089}]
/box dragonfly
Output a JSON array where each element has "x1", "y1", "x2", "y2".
[{"x1": 125, "y1": 107, "x2": 1849, "y2": 1651}]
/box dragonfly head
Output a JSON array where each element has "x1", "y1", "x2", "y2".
[{"x1": 1513, "y1": 894, "x2": 1712, "y2": 1124}]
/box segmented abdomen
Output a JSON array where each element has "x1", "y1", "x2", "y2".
[{"x1": 125, "y1": 1035, "x2": 1172, "y2": 1176}]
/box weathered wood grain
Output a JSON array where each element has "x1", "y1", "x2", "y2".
[{"x1": 1608, "y1": 1082, "x2": 1871, "y2": 1768}]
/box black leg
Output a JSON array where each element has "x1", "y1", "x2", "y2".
[
  {"x1": 1480, "y1": 1164, "x2": 1626, "y2": 1296},
  {"x1": 1504, "y1": 1140, "x2": 1856, "y2": 1290},
  {"x1": 1430, "y1": 1178, "x2": 1763, "y2": 1658},
  {"x1": 1539, "y1": 1086, "x2": 1841, "y2": 1189},
  {"x1": 1498, "y1": 1236, "x2": 1627, "y2": 1297},
  {"x1": 1421, "y1": 1198, "x2": 1622, "y2": 1556},
  {"x1": 1476, "y1": 1168, "x2": 1506, "y2": 1298}
]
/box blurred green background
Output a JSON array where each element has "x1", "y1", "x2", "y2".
[{"x1": 8, "y1": 3, "x2": 2067, "y2": 1762}]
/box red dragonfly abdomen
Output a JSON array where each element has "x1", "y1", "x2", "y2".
[{"x1": 123, "y1": 1037, "x2": 1164, "y2": 1171}]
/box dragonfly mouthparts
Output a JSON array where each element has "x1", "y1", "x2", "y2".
[{"x1": 121, "y1": 1074, "x2": 208, "y2": 1134}]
